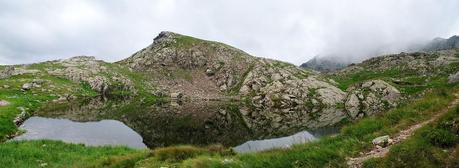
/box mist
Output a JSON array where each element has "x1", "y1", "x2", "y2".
[{"x1": 0, "y1": 0, "x2": 458, "y2": 65}]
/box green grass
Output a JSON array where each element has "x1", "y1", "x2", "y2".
[
  {"x1": 0, "y1": 140, "x2": 148, "y2": 168},
  {"x1": 174, "y1": 35, "x2": 202, "y2": 49},
  {"x1": 229, "y1": 63, "x2": 255, "y2": 95},
  {"x1": 27, "y1": 61, "x2": 65, "y2": 71},
  {"x1": 0, "y1": 74, "x2": 97, "y2": 141},
  {"x1": 136, "y1": 145, "x2": 234, "y2": 167},
  {"x1": 331, "y1": 69, "x2": 405, "y2": 90},
  {"x1": 0, "y1": 72, "x2": 152, "y2": 168},
  {"x1": 363, "y1": 105, "x2": 459, "y2": 168},
  {"x1": 330, "y1": 68, "x2": 456, "y2": 96}
]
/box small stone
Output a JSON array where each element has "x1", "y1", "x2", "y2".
[
  {"x1": 205, "y1": 69, "x2": 215, "y2": 76},
  {"x1": 240, "y1": 109, "x2": 249, "y2": 116},
  {"x1": 57, "y1": 96, "x2": 67, "y2": 101},
  {"x1": 0, "y1": 100, "x2": 10, "y2": 107},
  {"x1": 239, "y1": 85, "x2": 250, "y2": 95},
  {"x1": 388, "y1": 138, "x2": 394, "y2": 144},
  {"x1": 32, "y1": 79, "x2": 45, "y2": 85},
  {"x1": 271, "y1": 73, "x2": 283, "y2": 81},
  {"x1": 222, "y1": 158, "x2": 234, "y2": 164},
  {"x1": 170, "y1": 92, "x2": 183, "y2": 99},
  {"x1": 372, "y1": 135, "x2": 390, "y2": 147},
  {"x1": 22, "y1": 83, "x2": 33, "y2": 91}
]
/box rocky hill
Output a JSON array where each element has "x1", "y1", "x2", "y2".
[
  {"x1": 117, "y1": 32, "x2": 351, "y2": 131},
  {"x1": 1, "y1": 31, "x2": 458, "y2": 134}
]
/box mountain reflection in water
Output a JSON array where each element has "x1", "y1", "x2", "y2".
[{"x1": 21, "y1": 97, "x2": 341, "y2": 149}]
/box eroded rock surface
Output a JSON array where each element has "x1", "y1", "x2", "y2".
[
  {"x1": 47, "y1": 56, "x2": 135, "y2": 94},
  {"x1": 449, "y1": 71, "x2": 459, "y2": 83},
  {"x1": 345, "y1": 80, "x2": 401, "y2": 119}
]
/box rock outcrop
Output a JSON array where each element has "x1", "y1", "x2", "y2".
[
  {"x1": 47, "y1": 56, "x2": 135, "y2": 94},
  {"x1": 0, "y1": 66, "x2": 15, "y2": 79},
  {"x1": 345, "y1": 80, "x2": 401, "y2": 119},
  {"x1": 449, "y1": 71, "x2": 459, "y2": 83},
  {"x1": 0, "y1": 66, "x2": 40, "y2": 79}
]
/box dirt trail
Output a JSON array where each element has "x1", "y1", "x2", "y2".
[{"x1": 347, "y1": 92, "x2": 459, "y2": 168}]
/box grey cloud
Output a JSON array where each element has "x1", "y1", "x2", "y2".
[{"x1": 0, "y1": 0, "x2": 458, "y2": 65}]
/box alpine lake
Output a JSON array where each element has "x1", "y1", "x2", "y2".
[{"x1": 14, "y1": 96, "x2": 340, "y2": 153}]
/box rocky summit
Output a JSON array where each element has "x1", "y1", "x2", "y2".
[{"x1": 115, "y1": 32, "x2": 410, "y2": 130}]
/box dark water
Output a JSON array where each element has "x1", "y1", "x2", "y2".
[{"x1": 14, "y1": 97, "x2": 341, "y2": 151}]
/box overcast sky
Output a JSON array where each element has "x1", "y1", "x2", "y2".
[{"x1": 1, "y1": 0, "x2": 458, "y2": 65}]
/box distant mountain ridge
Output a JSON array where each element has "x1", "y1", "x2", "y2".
[
  {"x1": 299, "y1": 56, "x2": 349, "y2": 72},
  {"x1": 423, "y1": 35, "x2": 459, "y2": 51}
]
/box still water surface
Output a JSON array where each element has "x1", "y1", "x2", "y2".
[
  {"x1": 14, "y1": 117, "x2": 147, "y2": 149},
  {"x1": 14, "y1": 98, "x2": 340, "y2": 152}
]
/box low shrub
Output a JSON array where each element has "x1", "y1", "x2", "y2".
[{"x1": 422, "y1": 127, "x2": 458, "y2": 148}]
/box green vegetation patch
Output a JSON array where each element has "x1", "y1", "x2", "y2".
[
  {"x1": 363, "y1": 105, "x2": 459, "y2": 168},
  {"x1": 0, "y1": 140, "x2": 148, "y2": 168},
  {"x1": 137, "y1": 145, "x2": 234, "y2": 167},
  {"x1": 0, "y1": 74, "x2": 97, "y2": 141}
]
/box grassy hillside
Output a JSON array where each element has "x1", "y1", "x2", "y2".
[
  {"x1": 330, "y1": 49, "x2": 459, "y2": 96},
  {"x1": 363, "y1": 105, "x2": 459, "y2": 168}
]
